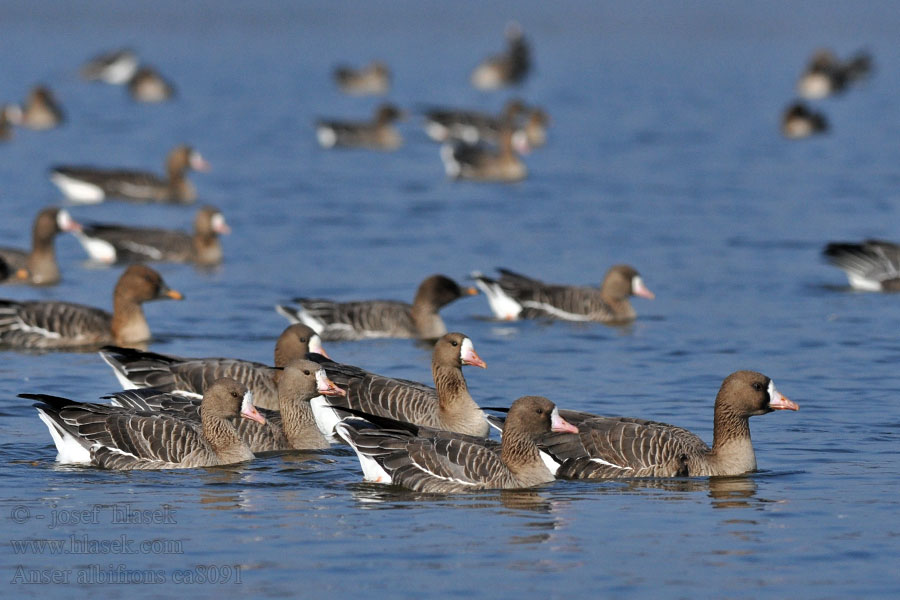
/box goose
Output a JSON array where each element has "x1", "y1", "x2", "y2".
[
  {"x1": 423, "y1": 99, "x2": 527, "y2": 144},
  {"x1": 307, "y1": 332, "x2": 488, "y2": 440},
  {"x1": 473, "y1": 265, "x2": 654, "y2": 323},
  {"x1": 49, "y1": 144, "x2": 210, "y2": 204},
  {"x1": 440, "y1": 122, "x2": 529, "y2": 182},
  {"x1": 822, "y1": 239, "x2": 900, "y2": 291},
  {"x1": 470, "y1": 23, "x2": 531, "y2": 91},
  {"x1": 797, "y1": 49, "x2": 872, "y2": 100},
  {"x1": 0, "y1": 207, "x2": 81, "y2": 286},
  {"x1": 781, "y1": 102, "x2": 828, "y2": 139},
  {"x1": 488, "y1": 371, "x2": 797, "y2": 478},
  {"x1": 0, "y1": 264, "x2": 182, "y2": 349},
  {"x1": 72, "y1": 205, "x2": 229, "y2": 265},
  {"x1": 0, "y1": 104, "x2": 22, "y2": 141},
  {"x1": 128, "y1": 66, "x2": 175, "y2": 102},
  {"x1": 316, "y1": 103, "x2": 403, "y2": 150},
  {"x1": 27, "y1": 378, "x2": 265, "y2": 469},
  {"x1": 106, "y1": 359, "x2": 346, "y2": 452},
  {"x1": 276, "y1": 274, "x2": 479, "y2": 341},
  {"x1": 20, "y1": 85, "x2": 64, "y2": 130},
  {"x1": 333, "y1": 61, "x2": 391, "y2": 95},
  {"x1": 99, "y1": 323, "x2": 327, "y2": 410},
  {"x1": 337, "y1": 395, "x2": 577, "y2": 493},
  {"x1": 80, "y1": 48, "x2": 139, "y2": 84}
]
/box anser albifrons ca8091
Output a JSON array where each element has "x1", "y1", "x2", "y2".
[
  {"x1": 823, "y1": 239, "x2": 900, "y2": 291},
  {"x1": 107, "y1": 359, "x2": 345, "y2": 452},
  {"x1": 50, "y1": 144, "x2": 210, "y2": 204},
  {"x1": 440, "y1": 123, "x2": 529, "y2": 182},
  {"x1": 27, "y1": 378, "x2": 265, "y2": 469},
  {"x1": 20, "y1": 85, "x2": 64, "y2": 130},
  {"x1": 423, "y1": 99, "x2": 527, "y2": 144},
  {"x1": 333, "y1": 61, "x2": 391, "y2": 95},
  {"x1": 0, "y1": 105, "x2": 22, "y2": 141},
  {"x1": 99, "y1": 324, "x2": 327, "y2": 410},
  {"x1": 490, "y1": 371, "x2": 797, "y2": 479},
  {"x1": 781, "y1": 102, "x2": 828, "y2": 139},
  {"x1": 470, "y1": 23, "x2": 531, "y2": 91},
  {"x1": 128, "y1": 66, "x2": 175, "y2": 103},
  {"x1": 337, "y1": 395, "x2": 577, "y2": 492},
  {"x1": 307, "y1": 332, "x2": 489, "y2": 440},
  {"x1": 73, "y1": 205, "x2": 229, "y2": 265},
  {"x1": 473, "y1": 265, "x2": 654, "y2": 323},
  {"x1": 0, "y1": 264, "x2": 182, "y2": 349},
  {"x1": 80, "y1": 48, "x2": 139, "y2": 84},
  {"x1": 0, "y1": 207, "x2": 81, "y2": 286},
  {"x1": 277, "y1": 274, "x2": 479, "y2": 341},
  {"x1": 316, "y1": 103, "x2": 404, "y2": 150},
  {"x1": 796, "y1": 48, "x2": 872, "y2": 100}
]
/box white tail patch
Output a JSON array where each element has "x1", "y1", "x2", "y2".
[
  {"x1": 335, "y1": 423, "x2": 393, "y2": 484},
  {"x1": 73, "y1": 232, "x2": 117, "y2": 263},
  {"x1": 50, "y1": 173, "x2": 105, "y2": 203},
  {"x1": 473, "y1": 277, "x2": 522, "y2": 320},
  {"x1": 36, "y1": 409, "x2": 91, "y2": 464},
  {"x1": 316, "y1": 126, "x2": 337, "y2": 148}
]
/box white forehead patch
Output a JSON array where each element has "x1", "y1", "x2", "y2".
[
  {"x1": 240, "y1": 391, "x2": 254, "y2": 412},
  {"x1": 211, "y1": 213, "x2": 226, "y2": 230},
  {"x1": 460, "y1": 337, "x2": 474, "y2": 358}
]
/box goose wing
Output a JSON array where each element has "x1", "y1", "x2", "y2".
[{"x1": 0, "y1": 300, "x2": 110, "y2": 348}]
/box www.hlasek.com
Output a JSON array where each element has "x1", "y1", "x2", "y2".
[{"x1": 11, "y1": 564, "x2": 243, "y2": 585}]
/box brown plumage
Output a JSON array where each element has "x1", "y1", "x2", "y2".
[
  {"x1": 28, "y1": 378, "x2": 265, "y2": 469},
  {"x1": 440, "y1": 123, "x2": 528, "y2": 182},
  {"x1": 337, "y1": 395, "x2": 578, "y2": 493},
  {"x1": 474, "y1": 265, "x2": 654, "y2": 323},
  {"x1": 470, "y1": 23, "x2": 531, "y2": 91},
  {"x1": 277, "y1": 274, "x2": 479, "y2": 341},
  {"x1": 0, "y1": 207, "x2": 81, "y2": 286},
  {"x1": 128, "y1": 66, "x2": 175, "y2": 102},
  {"x1": 0, "y1": 264, "x2": 182, "y2": 349},
  {"x1": 822, "y1": 239, "x2": 900, "y2": 291},
  {"x1": 333, "y1": 61, "x2": 391, "y2": 95},
  {"x1": 20, "y1": 85, "x2": 64, "y2": 130},
  {"x1": 316, "y1": 103, "x2": 404, "y2": 150}
]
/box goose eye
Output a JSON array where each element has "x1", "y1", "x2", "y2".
[
  {"x1": 752, "y1": 382, "x2": 763, "y2": 392},
  {"x1": 450, "y1": 341, "x2": 458, "y2": 347},
  {"x1": 303, "y1": 370, "x2": 311, "y2": 375},
  {"x1": 300, "y1": 337, "x2": 308, "y2": 343},
  {"x1": 536, "y1": 408, "x2": 543, "y2": 415}
]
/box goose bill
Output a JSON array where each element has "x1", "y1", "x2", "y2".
[
  {"x1": 768, "y1": 381, "x2": 798, "y2": 411},
  {"x1": 460, "y1": 337, "x2": 487, "y2": 369},
  {"x1": 550, "y1": 407, "x2": 579, "y2": 434},
  {"x1": 632, "y1": 276, "x2": 655, "y2": 299},
  {"x1": 316, "y1": 369, "x2": 346, "y2": 396},
  {"x1": 240, "y1": 391, "x2": 267, "y2": 424}
]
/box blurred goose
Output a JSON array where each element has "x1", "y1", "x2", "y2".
[
  {"x1": 27, "y1": 378, "x2": 265, "y2": 469},
  {"x1": 0, "y1": 264, "x2": 182, "y2": 349},
  {"x1": 423, "y1": 99, "x2": 527, "y2": 144},
  {"x1": 823, "y1": 239, "x2": 900, "y2": 291},
  {"x1": 470, "y1": 23, "x2": 531, "y2": 91},
  {"x1": 333, "y1": 61, "x2": 391, "y2": 95},
  {"x1": 521, "y1": 107, "x2": 550, "y2": 148},
  {"x1": 781, "y1": 102, "x2": 828, "y2": 139},
  {"x1": 797, "y1": 49, "x2": 873, "y2": 100},
  {"x1": 107, "y1": 359, "x2": 346, "y2": 452},
  {"x1": 99, "y1": 323, "x2": 328, "y2": 410},
  {"x1": 73, "y1": 205, "x2": 229, "y2": 265},
  {"x1": 337, "y1": 395, "x2": 577, "y2": 492},
  {"x1": 307, "y1": 332, "x2": 489, "y2": 440},
  {"x1": 128, "y1": 66, "x2": 175, "y2": 102},
  {"x1": 316, "y1": 103, "x2": 403, "y2": 150},
  {"x1": 20, "y1": 85, "x2": 64, "y2": 130},
  {"x1": 473, "y1": 265, "x2": 654, "y2": 323},
  {"x1": 489, "y1": 371, "x2": 797, "y2": 479},
  {"x1": 80, "y1": 48, "x2": 139, "y2": 84},
  {"x1": 276, "y1": 274, "x2": 478, "y2": 341},
  {"x1": 440, "y1": 123, "x2": 528, "y2": 182},
  {"x1": 0, "y1": 104, "x2": 22, "y2": 141},
  {"x1": 49, "y1": 144, "x2": 210, "y2": 204},
  {"x1": 0, "y1": 207, "x2": 81, "y2": 286}
]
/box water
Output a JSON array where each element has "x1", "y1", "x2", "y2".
[{"x1": 1, "y1": 1, "x2": 899, "y2": 597}]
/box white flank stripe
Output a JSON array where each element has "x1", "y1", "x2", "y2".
[
  {"x1": 408, "y1": 456, "x2": 478, "y2": 486},
  {"x1": 520, "y1": 300, "x2": 593, "y2": 321},
  {"x1": 589, "y1": 457, "x2": 633, "y2": 470}
]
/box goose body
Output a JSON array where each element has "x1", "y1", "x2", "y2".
[
  {"x1": 50, "y1": 145, "x2": 210, "y2": 204},
  {"x1": 276, "y1": 274, "x2": 478, "y2": 341},
  {"x1": 316, "y1": 104, "x2": 403, "y2": 150},
  {"x1": 333, "y1": 61, "x2": 390, "y2": 95},
  {"x1": 73, "y1": 206, "x2": 229, "y2": 265},
  {"x1": 823, "y1": 239, "x2": 900, "y2": 291},
  {"x1": 128, "y1": 66, "x2": 175, "y2": 102},
  {"x1": 473, "y1": 265, "x2": 654, "y2": 323},
  {"x1": 80, "y1": 48, "x2": 139, "y2": 84},
  {"x1": 470, "y1": 23, "x2": 531, "y2": 91},
  {"x1": 338, "y1": 395, "x2": 577, "y2": 492},
  {"x1": 440, "y1": 125, "x2": 528, "y2": 182},
  {"x1": 0, "y1": 208, "x2": 81, "y2": 286},
  {"x1": 0, "y1": 265, "x2": 182, "y2": 349},
  {"x1": 99, "y1": 324, "x2": 326, "y2": 410},
  {"x1": 797, "y1": 49, "x2": 872, "y2": 100},
  {"x1": 20, "y1": 86, "x2": 64, "y2": 130},
  {"x1": 781, "y1": 102, "x2": 828, "y2": 139},
  {"x1": 28, "y1": 378, "x2": 265, "y2": 469}
]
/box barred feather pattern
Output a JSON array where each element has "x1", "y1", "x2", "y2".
[
  {"x1": 495, "y1": 270, "x2": 625, "y2": 322},
  {"x1": 80, "y1": 224, "x2": 194, "y2": 262},
  {"x1": 292, "y1": 298, "x2": 419, "y2": 340},
  {"x1": 0, "y1": 300, "x2": 112, "y2": 348},
  {"x1": 822, "y1": 239, "x2": 900, "y2": 290}
]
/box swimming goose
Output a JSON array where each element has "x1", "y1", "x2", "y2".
[
  {"x1": 50, "y1": 144, "x2": 210, "y2": 204},
  {"x1": 0, "y1": 104, "x2": 22, "y2": 141},
  {"x1": 128, "y1": 66, "x2": 175, "y2": 102},
  {"x1": 333, "y1": 61, "x2": 391, "y2": 95},
  {"x1": 473, "y1": 265, "x2": 654, "y2": 323},
  {"x1": 488, "y1": 371, "x2": 797, "y2": 479},
  {"x1": 796, "y1": 49, "x2": 872, "y2": 100},
  {"x1": 316, "y1": 103, "x2": 403, "y2": 150},
  {"x1": 27, "y1": 378, "x2": 265, "y2": 469},
  {"x1": 440, "y1": 123, "x2": 528, "y2": 182},
  {"x1": 99, "y1": 324, "x2": 328, "y2": 410},
  {"x1": 470, "y1": 23, "x2": 531, "y2": 91},
  {"x1": 823, "y1": 239, "x2": 900, "y2": 291},
  {"x1": 781, "y1": 102, "x2": 828, "y2": 139},
  {"x1": 307, "y1": 332, "x2": 489, "y2": 440},
  {"x1": 423, "y1": 99, "x2": 527, "y2": 144},
  {"x1": 73, "y1": 205, "x2": 229, "y2": 265},
  {"x1": 20, "y1": 85, "x2": 64, "y2": 130},
  {"x1": 276, "y1": 274, "x2": 479, "y2": 341},
  {"x1": 0, "y1": 207, "x2": 81, "y2": 286},
  {"x1": 0, "y1": 264, "x2": 182, "y2": 349},
  {"x1": 80, "y1": 48, "x2": 139, "y2": 84},
  {"x1": 337, "y1": 395, "x2": 577, "y2": 492},
  {"x1": 106, "y1": 359, "x2": 345, "y2": 452}
]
